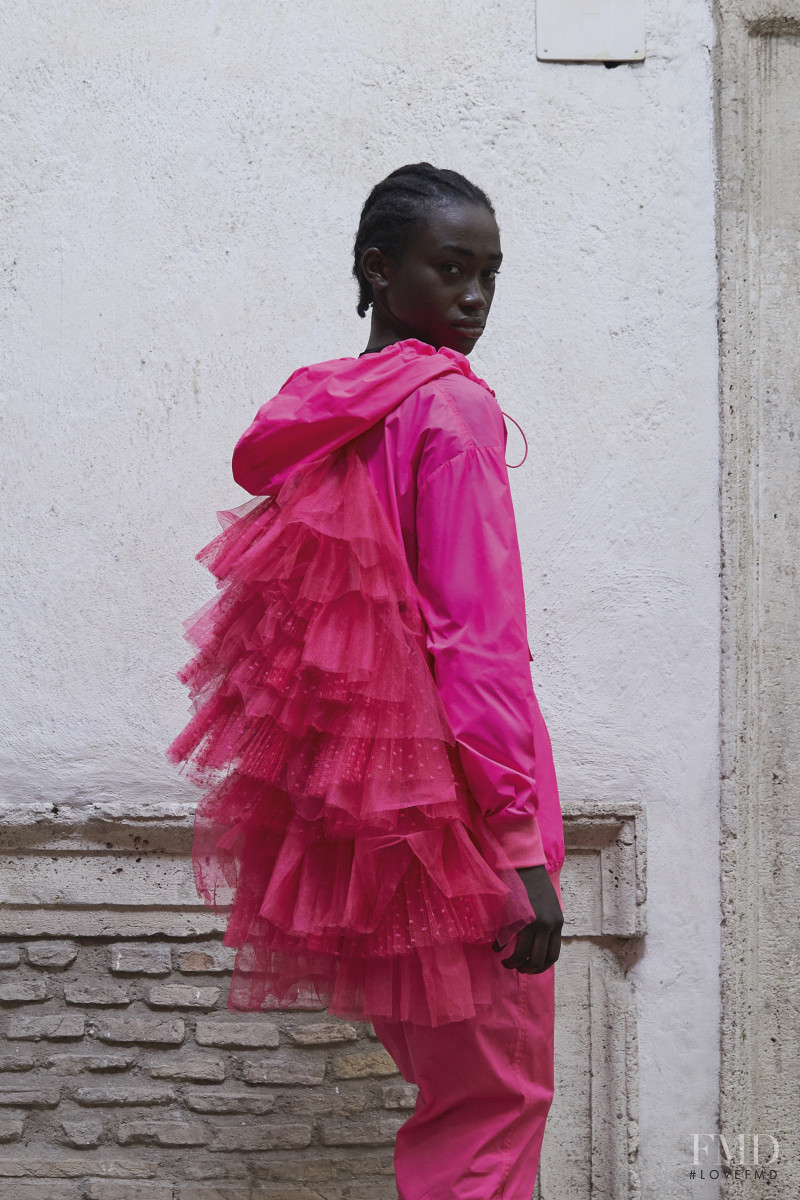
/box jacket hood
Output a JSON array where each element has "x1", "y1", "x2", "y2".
[{"x1": 232, "y1": 338, "x2": 491, "y2": 495}]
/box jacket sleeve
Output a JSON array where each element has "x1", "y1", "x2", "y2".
[{"x1": 414, "y1": 444, "x2": 548, "y2": 868}]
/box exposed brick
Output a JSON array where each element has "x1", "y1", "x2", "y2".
[
  {"x1": 288, "y1": 1022, "x2": 357, "y2": 1046},
  {"x1": 110, "y1": 943, "x2": 171, "y2": 975},
  {"x1": 47, "y1": 1052, "x2": 137, "y2": 1075},
  {"x1": 275, "y1": 1090, "x2": 367, "y2": 1117},
  {"x1": 0, "y1": 1155, "x2": 159, "y2": 1177},
  {"x1": 146, "y1": 1057, "x2": 225, "y2": 1082},
  {"x1": 319, "y1": 1114, "x2": 405, "y2": 1147},
  {"x1": 348, "y1": 1187, "x2": 402, "y2": 1200},
  {"x1": 61, "y1": 1117, "x2": 103, "y2": 1148},
  {"x1": 380, "y1": 1082, "x2": 418, "y2": 1110},
  {"x1": 0, "y1": 1184, "x2": 76, "y2": 1198},
  {"x1": 85, "y1": 1184, "x2": 174, "y2": 1200},
  {"x1": 314, "y1": 1156, "x2": 397, "y2": 1180},
  {"x1": 195, "y1": 1018, "x2": 278, "y2": 1049},
  {"x1": 148, "y1": 984, "x2": 220, "y2": 1010},
  {"x1": 177, "y1": 1190, "x2": 327, "y2": 1200},
  {"x1": 0, "y1": 1086, "x2": 60, "y2": 1107},
  {"x1": 96, "y1": 1017, "x2": 184, "y2": 1045},
  {"x1": 241, "y1": 1051, "x2": 325, "y2": 1087},
  {"x1": 63, "y1": 983, "x2": 129, "y2": 1007},
  {"x1": 74, "y1": 1085, "x2": 174, "y2": 1106},
  {"x1": 118, "y1": 1119, "x2": 207, "y2": 1146},
  {"x1": 177, "y1": 945, "x2": 236, "y2": 974},
  {"x1": 0, "y1": 1115, "x2": 24, "y2": 1143},
  {"x1": 24, "y1": 941, "x2": 78, "y2": 969},
  {"x1": 331, "y1": 1048, "x2": 398, "y2": 1079},
  {"x1": 0, "y1": 1054, "x2": 35, "y2": 1072},
  {"x1": 185, "y1": 1091, "x2": 275, "y2": 1114},
  {"x1": 0, "y1": 979, "x2": 47, "y2": 1004},
  {"x1": 209, "y1": 1122, "x2": 312, "y2": 1152},
  {"x1": 6, "y1": 1014, "x2": 85, "y2": 1040},
  {"x1": 0, "y1": 951, "x2": 21, "y2": 970},
  {"x1": 227, "y1": 1153, "x2": 392, "y2": 1183}
]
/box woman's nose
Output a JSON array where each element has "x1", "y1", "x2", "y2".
[{"x1": 460, "y1": 277, "x2": 487, "y2": 310}]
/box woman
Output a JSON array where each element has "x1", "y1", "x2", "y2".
[{"x1": 171, "y1": 163, "x2": 565, "y2": 1199}]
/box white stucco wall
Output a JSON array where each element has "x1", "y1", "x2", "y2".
[{"x1": 1, "y1": 2, "x2": 719, "y2": 1196}]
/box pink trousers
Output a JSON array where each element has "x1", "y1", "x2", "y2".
[{"x1": 371, "y1": 869, "x2": 562, "y2": 1200}]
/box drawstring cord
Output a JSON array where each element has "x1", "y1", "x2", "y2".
[{"x1": 501, "y1": 411, "x2": 529, "y2": 468}]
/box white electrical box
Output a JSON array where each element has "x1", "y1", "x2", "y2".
[{"x1": 536, "y1": 0, "x2": 646, "y2": 62}]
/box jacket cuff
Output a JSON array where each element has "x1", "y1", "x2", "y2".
[{"x1": 483, "y1": 812, "x2": 547, "y2": 868}]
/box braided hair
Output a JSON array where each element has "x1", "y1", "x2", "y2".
[{"x1": 352, "y1": 163, "x2": 495, "y2": 318}]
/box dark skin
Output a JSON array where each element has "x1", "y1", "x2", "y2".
[{"x1": 361, "y1": 200, "x2": 563, "y2": 974}]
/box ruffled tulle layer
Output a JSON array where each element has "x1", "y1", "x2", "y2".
[{"x1": 168, "y1": 443, "x2": 534, "y2": 1026}]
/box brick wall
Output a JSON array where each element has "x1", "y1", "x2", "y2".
[
  {"x1": 0, "y1": 934, "x2": 412, "y2": 1200},
  {"x1": 0, "y1": 801, "x2": 645, "y2": 1199}
]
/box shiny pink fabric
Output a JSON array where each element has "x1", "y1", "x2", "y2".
[
  {"x1": 169, "y1": 439, "x2": 550, "y2": 1024},
  {"x1": 372, "y1": 871, "x2": 563, "y2": 1200},
  {"x1": 232, "y1": 338, "x2": 565, "y2": 876},
  {"x1": 373, "y1": 945, "x2": 557, "y2": 1199}
]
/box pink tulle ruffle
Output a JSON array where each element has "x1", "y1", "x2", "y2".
[{"x1": 168, "y1": 443, "x2": 534, "y2": 1026}]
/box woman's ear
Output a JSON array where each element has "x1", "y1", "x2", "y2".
[{"x1": 361, "y1": 247, "x2": 390, "y2": 293}]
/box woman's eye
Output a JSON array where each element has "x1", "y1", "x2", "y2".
[
  {"x1": 483, "y1": 268, "x2": 500, "y2": 281},
  {"x1": 441, "y1": 263, "x2": 462, "y2": 277}
]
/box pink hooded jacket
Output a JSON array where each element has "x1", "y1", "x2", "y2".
[{"x1": 231, "y1": 338, "x2": 565, "y2": 876}]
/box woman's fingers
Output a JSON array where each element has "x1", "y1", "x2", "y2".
[
  {"x1": 547, "y1": 927, "x2": 562, "y2": 967},
  {"x1": 495, "y1": 868, "x2": 564, "y2": 971},
  {"x1": 514, "y1": 928, "x2": 551, "y2": 974},
  {"x1": 500, "y1": 925, "x2": 534, "y2": 970},
  {"x1": 500, "y1": 920, "x2": 563, "y2": 973}
]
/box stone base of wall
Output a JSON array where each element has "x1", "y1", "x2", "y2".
[
  {"x1": 0, "y1": 933, "x2": 403, "y2": 1200},
  {"x1": 0, "y1": 798, "x2": 645, "y2": 1198}
]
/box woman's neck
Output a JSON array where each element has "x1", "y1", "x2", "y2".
[{"x1": 363, "y1": 310, "x2": 432, "y2": 356}]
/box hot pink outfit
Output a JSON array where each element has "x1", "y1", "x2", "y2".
[
  {"x1": 171, "y1": 338, "x2": 564, "y2": 1198},
  {"x1": 232, "y1": 340, "x2": 564, "y2": 879}
]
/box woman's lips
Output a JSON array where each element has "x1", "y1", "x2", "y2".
[{"x1": 452, "y1": 322, "x2": 484, "y2": 339}]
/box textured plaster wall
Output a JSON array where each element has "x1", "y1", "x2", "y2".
[{"x1": 1, "y1": 2, "x2": 720, "y2": 1196}]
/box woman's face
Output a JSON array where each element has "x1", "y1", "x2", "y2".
[{"x1": 365, "y1": 202, "x2": 502, "y2": 356}]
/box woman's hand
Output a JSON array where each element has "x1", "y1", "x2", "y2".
[{"x1": 493, "y1": 865, "x2": 563, "y2": 974}]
